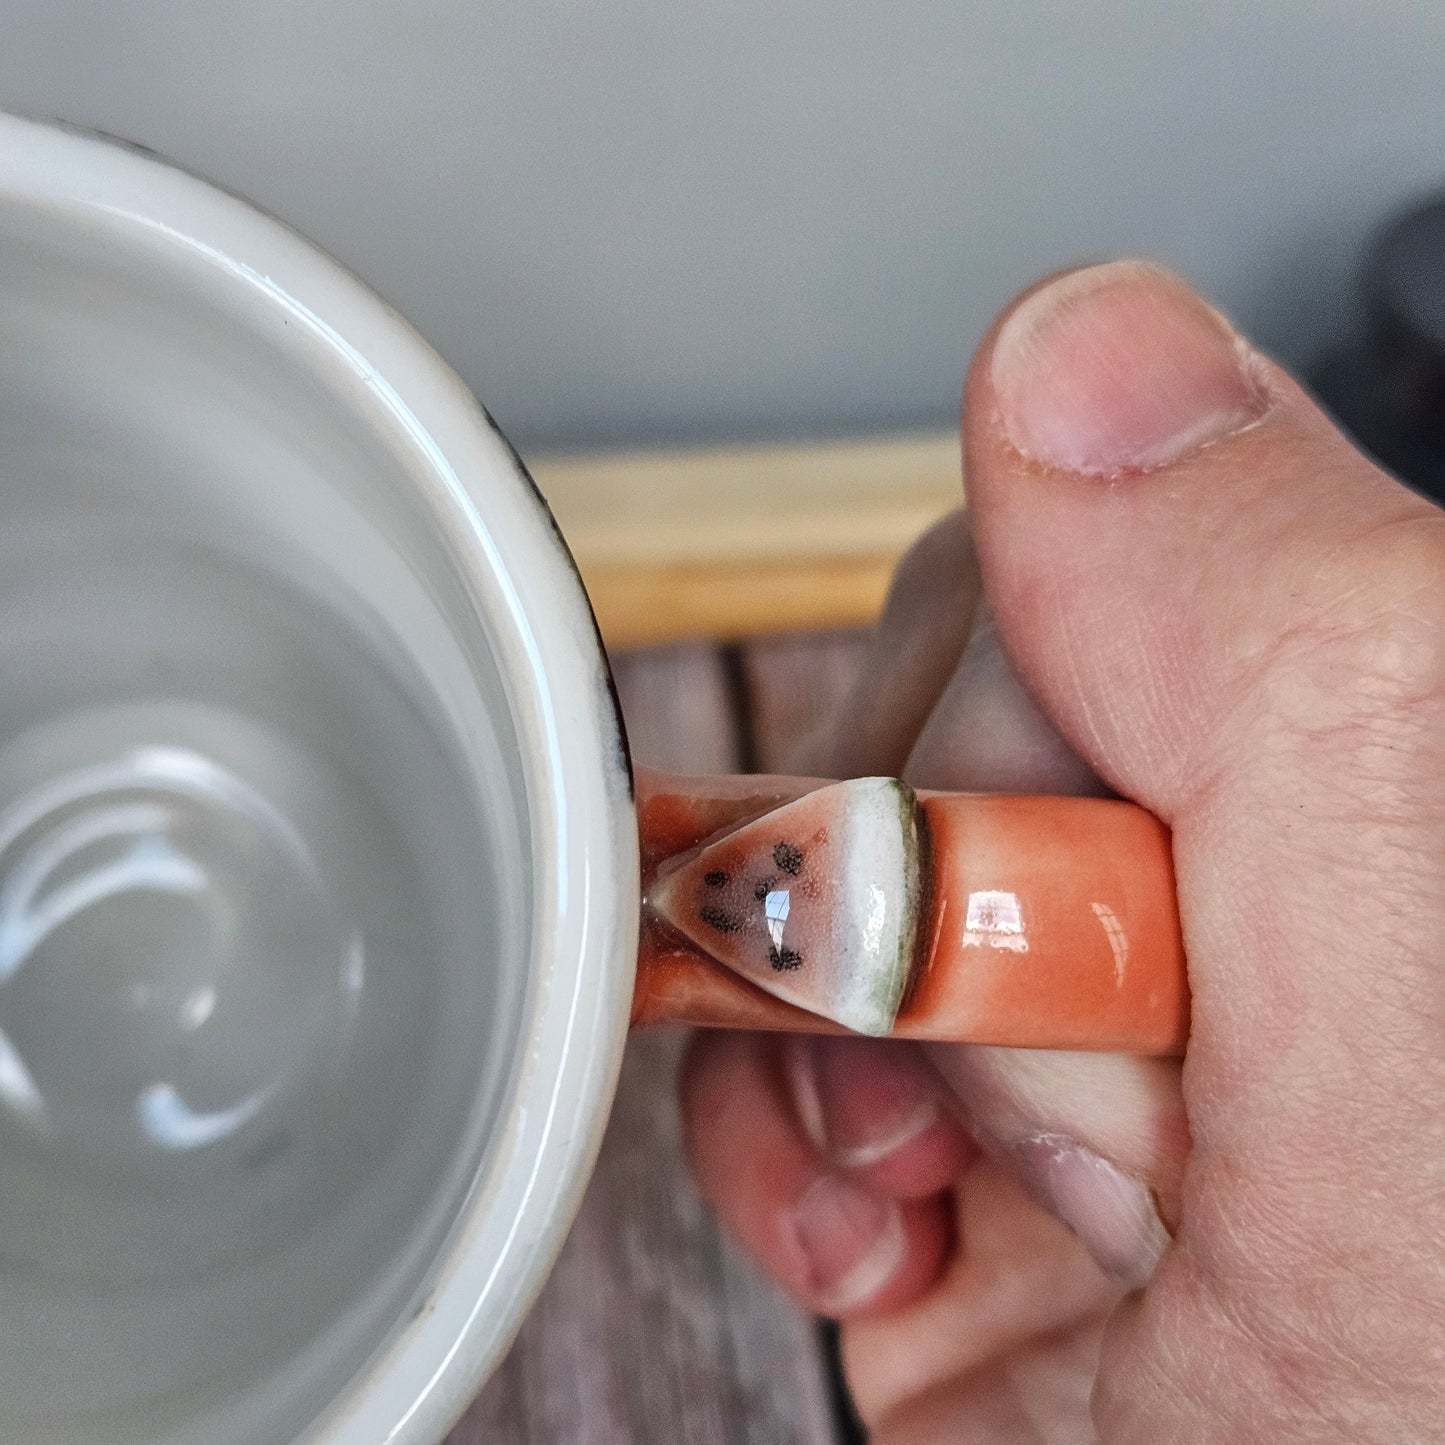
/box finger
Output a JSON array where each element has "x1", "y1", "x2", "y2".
[
  {"x1": 805, "y1": 504, "x2": 1097, "y2": 795},
  {"x1": 843, "y1": 1159, "x2": 1121, "y2": 1433},
  {"x1": 681, "y1": 1031, "x2": 953, "y2": 1318},
  {"x1": 895, "y1": 544, "x2": 1182, "y2": 1287},
  {"x1": 963, "y1": 257, "x2": 1445, "y2": 1136},
  {"x1": 924, "y1": 1044, "x2": 1184, "y2": 1288},
  {"x1": 903, "y1": 603, "x2": 1102, "y2": 795},
  {"x1": 780, "y1": 1035, "x2": 974, "y2": 1199},
  {"x1": 803, "y1": 510, "x2": 980, "y2": 778},
  {"x1": 960, "y1": 259, "x2": 1445, "y2": 1427}
]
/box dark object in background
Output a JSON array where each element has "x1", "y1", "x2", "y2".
[
  {"x1": 818, "y1": 1320, "x2": 868, "y2": 1445},
  {"x1": 1315, "y1": 194, "x2": 1445, "y2": 507}
]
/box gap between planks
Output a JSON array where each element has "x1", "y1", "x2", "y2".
[{"x1": 456, "y1": 632, "x2": 870, "y2": 1445}]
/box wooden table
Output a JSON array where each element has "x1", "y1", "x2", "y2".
[
  {"x1": 448, "y1": 630, "x2": 872, "y2": 1444},
  {"x1": 530, "y1": 433, "x2": 959, "y2": 649}
]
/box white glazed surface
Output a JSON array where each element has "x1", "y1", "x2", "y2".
[{"x1": 0, "y1": 113, "x2": 637, "y2": 1444}]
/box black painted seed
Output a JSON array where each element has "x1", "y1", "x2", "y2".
[
  {"x1": 767, "y1": 944, "x2": 803, "y2": 972},
  {"x1": 773, "y1": 842, "x2": 803, "y2": 876},
  {"x1": 700, "y1": 904, "x2": 743, "y2": 934},
  {"x1": 703, "y1": 870, "x2": 728, "y2": 887}
]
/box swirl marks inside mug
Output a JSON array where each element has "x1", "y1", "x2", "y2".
[
  {"x1": 0, "y1": 300, "x2": 525, "y2": 1440},
  {"x1": 0, "y1": 704, "x2": 363, "y2": 1173}
]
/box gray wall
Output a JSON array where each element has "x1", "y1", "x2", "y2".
[{"x1": 4, "y1": 2, "x2": 1444, "y2": 451}]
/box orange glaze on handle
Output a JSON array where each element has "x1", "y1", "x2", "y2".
[
  {"x1": 631, "y1": 769, "x2": 1189, "y2": 1056},
  {"x1": 905, "y1": 793, "x2": 1186, "y2": 1053}
]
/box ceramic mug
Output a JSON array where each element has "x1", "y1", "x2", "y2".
[{"x1": 0, "y1": 114, "x2": 1186, "y2": 1444}]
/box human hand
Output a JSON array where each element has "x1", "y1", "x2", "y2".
[{"x1": 681, "y1": 262, "x2": 1445, "y2": 1442}]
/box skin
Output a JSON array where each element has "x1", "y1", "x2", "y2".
[{"x1": 679, "y1": 261, "x2": 1445, "y2": 1442}]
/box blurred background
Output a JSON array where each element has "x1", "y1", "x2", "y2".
[
  {"x1": 5, "y1": 7, "x2": 1443, "y2": 1442},
  {"x1": 4, "y1": 0, "x2": 1445, "y2": 454}
]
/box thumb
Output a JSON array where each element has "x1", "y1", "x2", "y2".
[
  {"x1": 964, "y1": 259, "x2": 1444, "y2": 1085},
  {"x1": 963, "y1": 261, "x2": 1445, "y2": 1417},
  {"x1": 967, "y1": 259, "x2": 1440, "y2": 819}
]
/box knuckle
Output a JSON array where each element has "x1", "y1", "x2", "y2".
[
  {"x1": 1261, "y1": 514, "x2": 1445, "y2": 743},
  {"x1": 881, "y1": 509, "x2": 972, "y2": 616},
  {"x1": 1328, "y1": 517, "x2": 1445, "y2": 707}
]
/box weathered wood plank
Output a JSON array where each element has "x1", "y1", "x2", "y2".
[
  {"x1": 611, "y1": 643, "x2": 742, "y2": 776},
  {"x1": 739, "y1": 629, "x2": 876, "y2": 1445},
  {"x1": 455, "y1": 643, "x2": 838, "y2": 1444},
  {"x1": 740, "y1": 629, "x2": 872, "y2": 774}
]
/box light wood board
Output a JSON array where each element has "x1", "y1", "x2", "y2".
[{"x1": 528, "y1": 432, "x2": 961, "y2": 647}]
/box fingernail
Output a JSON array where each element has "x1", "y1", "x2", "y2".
[
  {"x1": 785, "y1": 1035, "x2": 941, "y2": 1168},
  {"x1": 991, "y1": 260, "x2": 1266, "y2": 475},
  {"x1": 791, "y1": 1173, "x2": 907, "y2": 1313},
  {"x1": 1007, "y1": 1132, "x2": 1168, "y2": 1290}
]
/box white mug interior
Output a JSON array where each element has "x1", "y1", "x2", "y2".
[{"x1": 0, "y1": 113, "x2": 637, "y2": 1444}]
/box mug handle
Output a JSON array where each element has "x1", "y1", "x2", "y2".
[{"x1": 632, "y1": 768, "x2": 1187, "y2": 1057}]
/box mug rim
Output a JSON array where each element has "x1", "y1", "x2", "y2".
[{"x1": 0, "y1": 111, "x2": 639, "y2": 1443}]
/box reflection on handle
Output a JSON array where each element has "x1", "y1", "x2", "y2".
[{"x1": 633, "y1": 768, "x2": 1188, "y2": 1057}]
